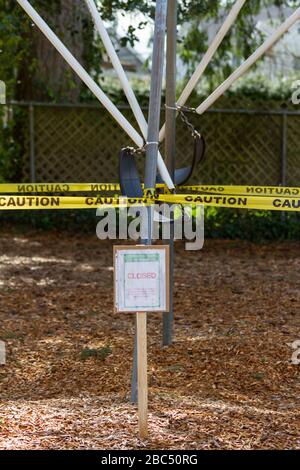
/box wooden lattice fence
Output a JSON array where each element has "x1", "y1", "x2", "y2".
[{"x1": 6, "y1": 98, "x2": 300, "y2": 186}]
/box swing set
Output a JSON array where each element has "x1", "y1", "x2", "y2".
[{"x1": 2, "y1": 0, "x2": 300, "y2": 438}]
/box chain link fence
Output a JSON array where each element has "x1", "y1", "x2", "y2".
[{"x1": 4, "y1": 97, "x2": 300, "y2": 186}]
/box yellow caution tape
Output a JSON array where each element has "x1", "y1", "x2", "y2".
[
  {"x1": 0, "y1": 196, "x2": 150, "y2": 210},
  {"x1": 143, "y1": 188, "x2": 157, "y2": 199},
  {"x1": 0, "y1": 183, "x2": 121, "y2": 194},
  {"x1": 1, "y1": 193, "x2": 300, "y2": 212},
  {"x1": 0, "y1": 183, "x2": 167, "y2": 194},
  {"x1": 158, "y1": 193, "x2": 300, "y2": 212},
  {"x1": 1, "y1": 182, "x2": 300, "y2": 199},
  {"x1": 180, "y1": 185, "x2": 300, "y2": 197}
]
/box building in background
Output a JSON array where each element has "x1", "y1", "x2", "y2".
[
  {"x1": 101, "y1": 29, "x2": 148, "y2": 79},
  {"x1": 110, "y1": 5, "x2": 300, "y2": 84},
  {"x1": 256, "y1": 7, "x2": 300, "y2": 79},
  {"x1": 180, "y1": 5, "x2": 300, "y2": 82}
]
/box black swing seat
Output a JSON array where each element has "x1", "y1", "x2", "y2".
[
  {"x1": 119, "y1": 134, "x2": 206, "y2": 198},
  {"x1": 119, "y1": 148, "x2": 143, "y2": 198},
  {"x1": 119, "y1": 148, "x2": 173, "y2": 224},
  {"x1": 156, "y1": 133, "x2": 206, "y2": 186}
]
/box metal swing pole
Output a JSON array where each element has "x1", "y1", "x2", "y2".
[
  {"x1": 131, "y1": 0, "x2": 168, "y2": 403},
  {"x1": 163, "y1": 0, "x2": 177, "y2": 346},
  {"x1": 144, "y1": 0, "x2": 168, "y2": 197}
]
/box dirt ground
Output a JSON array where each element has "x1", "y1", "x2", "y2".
[{"x1": 0, "y1": 229, "x2": 299, "y2": 450}]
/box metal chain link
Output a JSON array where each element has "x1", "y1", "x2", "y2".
[
  {"x1": 179, "y1": 109, "x2": 201, "y2": 140},
  {"x1": 124, "y1": 105, "x2": 201, "y2": 155},
  {"x1": 122, "y1": 145, "x2": 146, "y2": 156},
  {"x1": 165, "y1": 104, "x2": 201, "y2": 139}
]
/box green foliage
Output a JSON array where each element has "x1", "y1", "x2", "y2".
[
  {"x1": 1, "y1": 0, "x2": 298, "y2": 104},
  {"x1": 0, "y1": 0, "x2": 102, "y2": 178},
  {"x1": 1, "y1": 207, "x2": 299, "y2": 242},
  {"x1": 100, "y1": 76, "x2": 152, "y2": 106},
  {"x1": 100, "y1": 70, "x2": 298, "y2": 107},
  {"x1": 0, "y1": 0, "x2": 101, "y2": 102},
  {"x1": 204, "y1": 208, "x2": 300, "y2": 242},
  {"x1": 98, "y1": 0, "x2": 298, "y2": 87},
  {"x1": 0, "y1": 0, "x2": 32, "y2": 100},
  {"x1": 0, "y1": 106, "x2": 25, "y2": 182},
  {"x1": 0, "y1": 210, "x2": 99, "y2": 232},
  {"x1": 229, "y1": 73, "x2": 300, "y2": 101}
]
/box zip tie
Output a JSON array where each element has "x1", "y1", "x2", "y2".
[{"x1": 146, "y1": 142, "x2": 159, "y2": 146}]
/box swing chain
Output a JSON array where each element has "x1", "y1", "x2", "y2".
[
  {"x1": 179, "y1": 109, "x2": 201, "y2": 140},
  {"x1": 123, "y1": 145, "x2": 146, "y2": 156},
  {"x1": 164, "y1": 103, "x2": 201, "y2": 140}
]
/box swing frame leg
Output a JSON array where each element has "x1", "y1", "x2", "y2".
[{"x1": 163, "y1": 0, "x2": 177, "y2": 347}]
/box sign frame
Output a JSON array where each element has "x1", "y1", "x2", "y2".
[{"x1": 113, "y1": 245, "x2": 170, "y2": 314}]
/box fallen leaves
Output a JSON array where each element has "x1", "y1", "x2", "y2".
[{"x1": 0, "y1": 231, "x2": 299, "y2": 449}]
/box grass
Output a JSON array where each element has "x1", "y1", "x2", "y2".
[{"x1": 80, "y1": 346, "x2": 112, "y2": 361}]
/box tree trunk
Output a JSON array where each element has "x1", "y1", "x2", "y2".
[{"x1": 16, "y1": 0, "x2": 91, "y2": 102}]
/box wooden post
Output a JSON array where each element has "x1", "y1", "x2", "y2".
[{"x1": 137, "y1": 312, "x2": 148, "y2": 438}]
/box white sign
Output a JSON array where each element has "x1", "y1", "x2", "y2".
[{"x1": 114, "y1": 246, "x2": 169, "y2": 313}]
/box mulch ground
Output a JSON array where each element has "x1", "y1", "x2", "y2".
[{"x1": 0, "y1": 229, "x2": 299, "y2": 450}]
